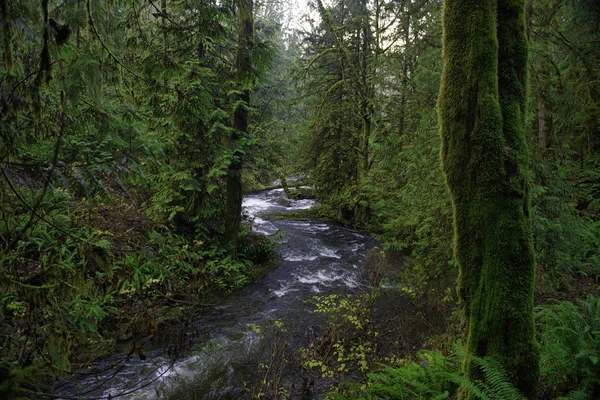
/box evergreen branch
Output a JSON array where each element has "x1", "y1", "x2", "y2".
[
  {"x1": 532, "y1": 9, "x2": 599, "y2": 94},
  {"x1": 7, "y1": 93, "x2": 67, "y2": 251},
  {"x1": 2, "y1": 59, "x2": 62, "y2": 108},
  {"x1": 2, "y1": 160, "x2": 123, "y2": 169},
  {"x1": 1, "y1": 165, "x2": 98, "y2": 251},
  {"x1": 86, "y1": 0, "x2": 159, "y2": 87},
  {"x1": 305, "y1": 47, "x2": 337, "y2": 72},
  {"x1": 147, "y1": 0, "x2": 207, "y2": 35},
  {"x1": 80, "y1": 98, "x2": 112, "y2": 119},
  {"x1": 317, "y1": 78, "x2": 346, "y2": 118},
  {"x1": 314, "y1": 0, "x2": 366, "y2": 102},
  {"x1": 40, "y1": 337, "x2": 177, "y2": 400},
  {"x1": 248, "y1": 80, "x2": 282, "y2": 138}
]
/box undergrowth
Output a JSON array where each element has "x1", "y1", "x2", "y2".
[
  {"x1": 537, "y1": 295, "x2": 600, "y2": 399},
  {"x1": 326, "y1": 295, "x2": 600, "y2": 400},
  {"x1": 0, "y1": 187, "x2": 276, "y2": 398},
  {"x1": 245, "y1": 248, "x2": 599, "y2": 400}
]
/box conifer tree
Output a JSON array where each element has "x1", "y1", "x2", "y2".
[
  {"x1": 226, "y1": 0, "x2": 253, "y2": 252},
  {"x1": 438, "y1": 0, "x2": 539, "y2": 398}
]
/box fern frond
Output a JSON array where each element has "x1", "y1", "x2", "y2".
[
  {"x1": 470, "y1": 356, "x2": 525, "y2": 400},
  {"x1": 441, "y1": 371, "x2": 490, "y2": 400}
]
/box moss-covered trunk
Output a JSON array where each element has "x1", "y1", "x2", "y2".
[
  {"x1": 225, "y1": 0, "x2": 253, "y2": 254},
  {"x1": 438, "y1": 0, "x2": 539, "y2": 398}
]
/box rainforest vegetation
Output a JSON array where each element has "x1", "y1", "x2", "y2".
[{"x1": 0, "y1": 0, "x2": 599, "y2": 398}]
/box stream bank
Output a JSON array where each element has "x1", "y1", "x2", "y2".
[{"x1": 53, "y1": 188, "x2": 378, "y2": 399}]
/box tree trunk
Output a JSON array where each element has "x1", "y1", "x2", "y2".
[
  {"x1": 360, "y1": 0, "x2": 371, "y2": 175},
  {"x1": 538, "y1": 99, "x2": 549, "y2": 150},
  {"x1": 495, "y1": 0, "x2": 539, "y2": 395},
  {"x1": 162, "y1": 0, "x2": 167, "y2": 64},
  {"x1": 398, "y1": 3, "x2": 410, "y2": 138},
  {"x1": 536, "y1": 58, "x2": 550, "y2": 151},
  {"x1": 225, "y1": 0, "x2": 253, "y2": 254},
  {"x1": 361, "y1": 115, "x2": 371, "y2": 173},
  {"x1": 1, "y1": 0, "x2": 12, "y2": 74},
  {"x1": 438, "y1": 0, "x2": 539, "y2": 398}
]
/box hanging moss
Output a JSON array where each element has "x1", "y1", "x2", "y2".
[
  {"x1": 36, "y1": 0, "x2": 52, "y2": 87},
  {"x1": 438, "y1": 0, "x2": 539, "y2": 398},
  {"x1": 1, "y1": 0, "x2": 12, "y2": 75}
]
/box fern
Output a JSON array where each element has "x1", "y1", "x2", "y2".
[
  {"x1": 469, "y1": 356, "x2": 526, "y2": 400},
  {"x1": 331, "y1": 350, "x2": 532, "y2": 400},
  {"x1": 537, "y1": 295, "x2": 600, "y2": 399},
  {"x1": 561, "y1": 389, "x2": 591, "y2": 400},
  {"x1": 330, "y1": 351, "x2": 459, "y2": 399},
  {"x1": 443, "y1": 371, "x2": 490, "y2": 400}
]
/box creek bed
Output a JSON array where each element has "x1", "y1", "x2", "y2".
[{"x1": 54, "y1": 188, "x2": 377, "y2": 399}]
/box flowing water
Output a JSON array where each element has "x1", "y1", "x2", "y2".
[{"x1": 54, "y1": 188, "x2": 377, "y2": 399}]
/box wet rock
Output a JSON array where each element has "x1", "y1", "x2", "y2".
[{"x1": 276, "y1": 198, "x2": 292, "y2": 207}]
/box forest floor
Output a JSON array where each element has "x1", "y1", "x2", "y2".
[
  {"x1": 535, "y1": 266, "x2": 600, "y2": 305},
  {"x1": 3, "y1": 182, "x2": 598, "y2": 398}
]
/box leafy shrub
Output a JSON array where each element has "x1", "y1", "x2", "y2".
[
  {"x1": 537, "y1": 295, "x2": 600, "y2": 399},
  {"x1": 531, "y1": 159, "x2": 600, "y2": 290},
  {"x1": 329, "y1": 351, "x2": 529, "y2": 400},
  {"x1": 331, "y1": 351, "x2": 457, "y2": 400},
  {"x1": 301, "y1": 292, "x2": 379, "y2": 381},
  {"x1": 239, "y1": 228, "x2": 277, "y2": 265}
]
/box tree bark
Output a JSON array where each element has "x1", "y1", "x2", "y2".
[
  {"x1": 438, "y1": 0, "x2": 539, "y2": 398},
  {"x1": 360, "y1": 0, "x2": 371, "y2": 175},
  {"x1": 398, "y1": 2, "x2": 410, "y2": 138},
  {"x1": 225, "y1": 0, "x2": 253, "y2": 254},
  {"x1": 536, "y1": 58, "x2": 550, "y2": 151},
  {"x1": 162, "y1": 0, "x2": 167, "y2": 65}
]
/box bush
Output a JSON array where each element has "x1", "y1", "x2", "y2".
[{"x1": 537, "y1": 295, "x2": 600, "y2": 399}]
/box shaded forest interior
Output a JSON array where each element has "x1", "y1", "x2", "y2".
[{"x1": 0, "y1": 0, "x2": 599, "y2": 399}]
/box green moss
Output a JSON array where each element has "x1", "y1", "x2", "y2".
[{"x1": 439, "y1": 0, "x2": 539, "y2": 398}]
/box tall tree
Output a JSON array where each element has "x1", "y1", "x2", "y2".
[
  {"x1": 299, "y1": 0, "x2": 384, "y2": 224},
  {"x1": 296, "y1": 0, "x2": 359, "y2": 222},
  {"x1": 438, "y1": 0, "x2": 539, "y2": 398},
  {"x1": 225, "y1": 0, "x2": 253, "y2": 252},
  {"x1": 364, "y1": 0, "x2": 452, "y2": 295}
]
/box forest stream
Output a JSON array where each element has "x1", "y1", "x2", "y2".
[{"x1": 54, "y1": 188, "x2": 378, "y2": 399}]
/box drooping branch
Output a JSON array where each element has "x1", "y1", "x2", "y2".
[{"x1": 1, "y1": 0, "x2": 12, "y2": 74}]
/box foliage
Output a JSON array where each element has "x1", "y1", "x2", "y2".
[
  {"x1": 296, "y1": 0, "x2": 456, "y2": 301},
  {"x1": 294, "y1": 0, "x2": 369, "y2": 224},
  {"x1": 245, "y1": 318, "x2": 292, "y2": 399},
  {"x1": 327, "y1": 295, "x2": 600, "y2": 400},
  {"x1": 0, "y1": 0, "x2": 283, "y2": 396},
  {"x1": 531, "y1": 158, "x2": 600, "y2": 289},
  {"x1": 537, "y1": 295, "x2": 600, "y2": 399},
  {"x1": 330, "y1": 351, "x2": 519, "y2": 400},
  {"x1": 290, "y1": 288, "x2": 600, "y2": 400},
  {"x1": 527, "y1": 0, "x2": 600, "y2": 289},
  {"x1": 324, "y1": 347, "x2": 532, "y2": 399},
  {"x1": 340, "y1": 351, "x2": 457, "y2": 400},
  {"x1": 0, "y1": 191, "x2": 116, "y2": 395},
  {"x1": 302, "y1": 293, "x2": 379, "y2": 379},
  {"x1": 0, "y1": 188, "x2": 274, "y2": 396},
  {"x1": 295, "y1": 0, "x2": 599, "y2": 299},
  {"x1": 0, "y1": 0, "x2": 598, "y2": 397}
]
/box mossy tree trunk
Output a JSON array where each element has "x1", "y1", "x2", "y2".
[
  {"x1": 438, "y1": 0, "x2": 539, "y2": 398},
  {"x1": 1, "y1": 0, "x2": 12, "y2": 75},
  {"x1": 225, "y1": 0, "x2": 253, "y2": 254},
  {"x1": 359, "y1": 0, "x2": 372, "y2": 176}
]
